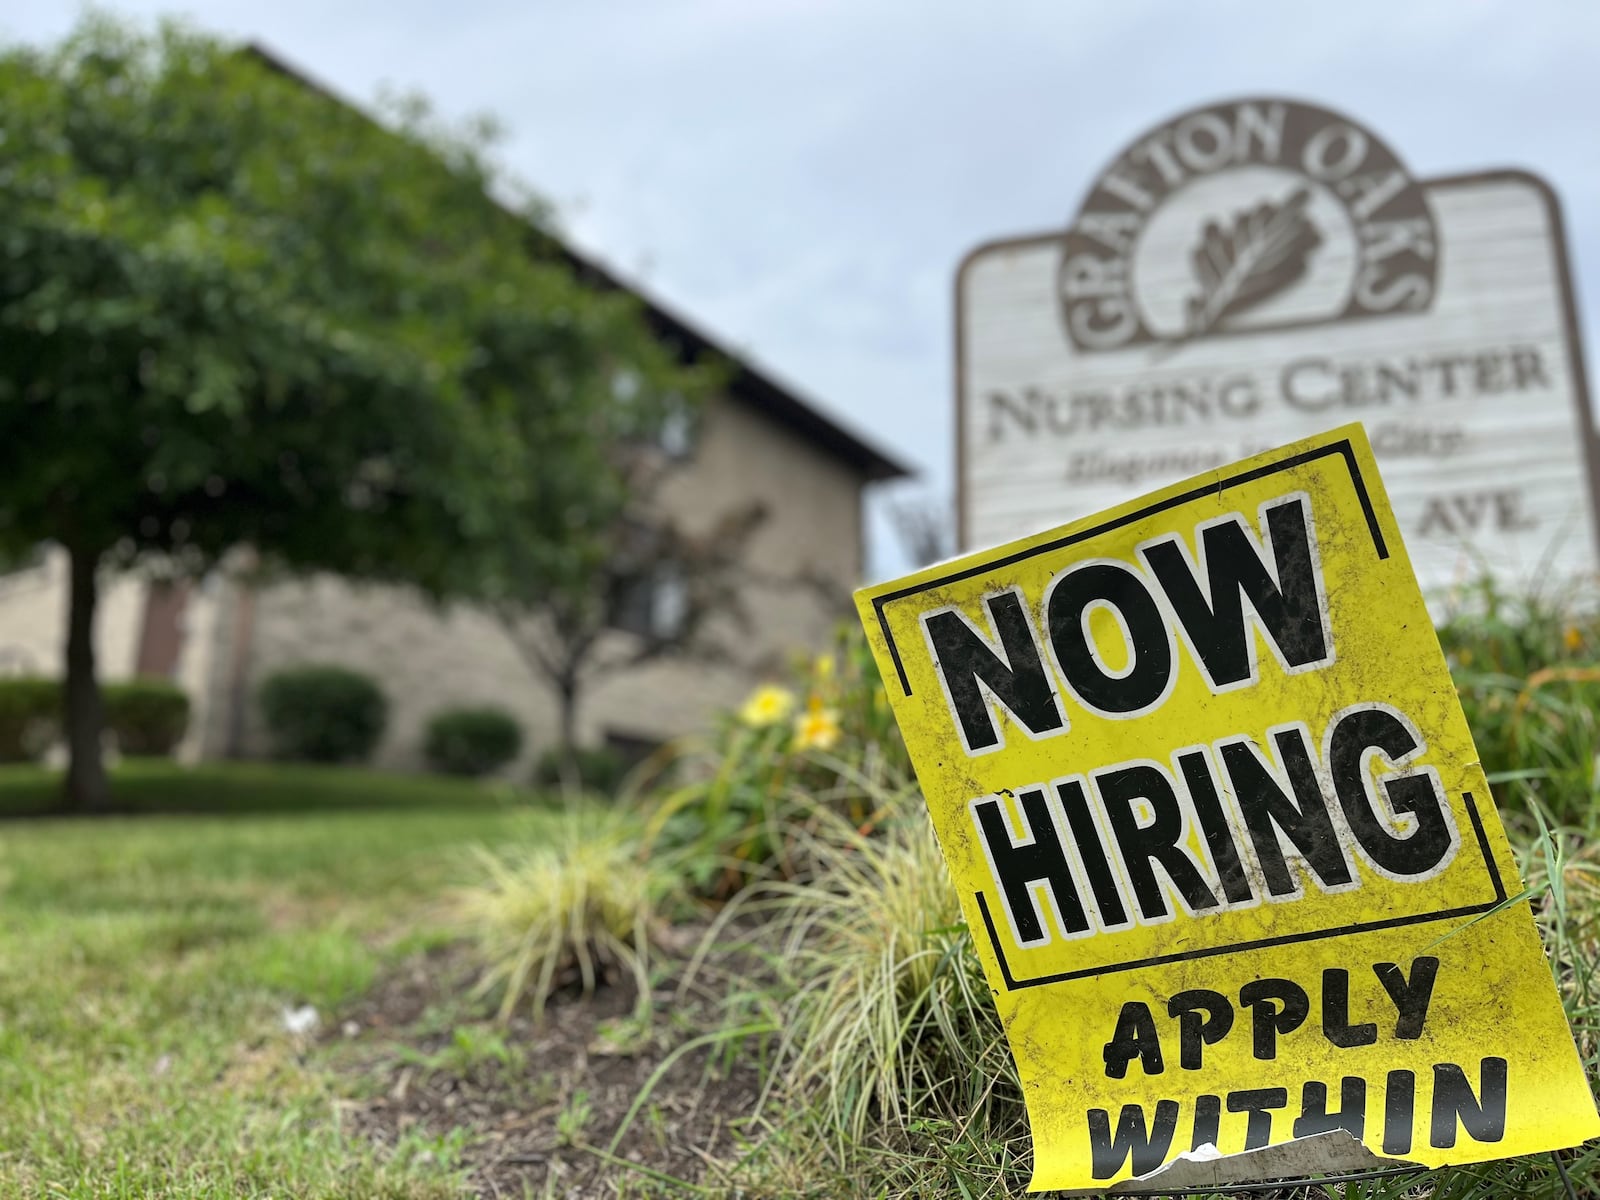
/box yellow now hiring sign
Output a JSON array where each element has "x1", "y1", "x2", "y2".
[{"x1": 855, "y1": 425, "x2": 1598, "y2": 1192}]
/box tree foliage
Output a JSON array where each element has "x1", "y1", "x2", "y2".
[{"x1": 0, "y1": 15, "x2": 709, "y2": 807}]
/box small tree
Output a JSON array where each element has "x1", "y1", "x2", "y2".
[
  {"x1": 0, "y1": 18, "x2": 702, "y2": 808},
  {"x1": 489, "y1": 430, "x2": 767, "y2": 788}
]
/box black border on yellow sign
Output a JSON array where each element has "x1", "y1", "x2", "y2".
[
  {"x1": 977, "y1": 792, "x2": 1507, "y2": 991},
  {"x1": 868, "y1": 436, "x2": 1510, "y2": 992},
  {"x1": 872, "y1": 437, "x2": 1386, "y2": 696}
]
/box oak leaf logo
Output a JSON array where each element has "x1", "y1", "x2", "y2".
[{"x1": 1184, "y1": 187, "x2": 1322, "y2": 338}]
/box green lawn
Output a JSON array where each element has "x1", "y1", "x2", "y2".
[
  {"x1": 0, "y1": 763, "x2": 541, "y2": 1199},
  {"x1": 0, "y1": 758, "x2": 530, "y2": 817}
]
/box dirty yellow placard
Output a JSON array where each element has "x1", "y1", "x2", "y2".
[{"x1": 855, "y1": 424, "x2": 1599, "y2": 1192}]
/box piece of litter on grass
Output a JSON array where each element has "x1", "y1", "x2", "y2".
[
  {"x1": 281, "y1": 1004, "x2": 320, "y2": 1036},
  {"x1": 342, "y1": 1019, "x2": 360, "y2": 1038}
]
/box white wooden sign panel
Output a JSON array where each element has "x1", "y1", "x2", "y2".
[{"x1": 958, "y1": 99, "x2": 1600, "y2": 598}]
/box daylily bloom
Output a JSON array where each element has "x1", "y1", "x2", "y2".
[
  {"x1": 740, "y1": 684, "x2": 795, "y2": 727},
  {"x1": 793, "y1": 696, "x2": 842, "y2": 751}
]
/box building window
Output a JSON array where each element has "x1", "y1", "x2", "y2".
[
  {"x1": 657, "y1": 404, "x2": 694, "y2": 460},
  {"x1": 611, "y1": 565, "x2": 688, "y2": 641},
  {"x1": 611, "y1": 372, "x2": 695, "y2": 461}
]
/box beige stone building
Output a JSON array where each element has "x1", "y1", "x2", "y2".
[{"x1": 0, "y1": 279, "x2": 906, "y2": 775}]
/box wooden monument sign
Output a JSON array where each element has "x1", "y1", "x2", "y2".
[{"x1": 957, "y1": 98, "x2": 1600, "y2": 594}]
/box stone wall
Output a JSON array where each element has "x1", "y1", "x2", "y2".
[
  {"x1": 0, "y1": 548, "x2": 224, "y2": 762},
  {"x1": 0, "y1": 548, "x2": 146, "y2": 682},
  {"x1": 222, "y1": 391, "x2": 869, "y2": 774}
]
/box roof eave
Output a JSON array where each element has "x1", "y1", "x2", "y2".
[{"x1": 242, "y1": 40, "x2": 913, "y2": 485}]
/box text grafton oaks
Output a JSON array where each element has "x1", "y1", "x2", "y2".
[{"x1": 920, "y1": 491, "x2": 1459, "y2": 941}]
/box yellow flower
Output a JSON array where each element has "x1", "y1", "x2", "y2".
[
  {"x1": 813, "y1": 653, "x2": 836, "y2": 682},
  {"x1": 1565, "y1": 626, "x2": 1584, "y2": 653},
  {"x1": 793, "y1": 696, "x2": 842, "y2": 752},
  {"x1": 740, "y1": 684, "x2": 796, "y2": 727}
]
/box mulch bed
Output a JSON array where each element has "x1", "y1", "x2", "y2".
[
  {"x1": 326, "y1": 945, "x2": 1393, "y2": 1200},
  {"x1": 329, "y1": 941, "x2": 765, "y2": 1198}
]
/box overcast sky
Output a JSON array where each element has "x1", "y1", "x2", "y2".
[{"x1": 8, "y1": 1, "x2": 1600, "y2": 578}]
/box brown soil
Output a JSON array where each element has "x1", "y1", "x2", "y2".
[
  {"x1": 329, "y1": 941, "x2": 765, "y2": 1198},
  {"x1": 326, "y1": 946, "x2": 1381, "y2": 1199}
]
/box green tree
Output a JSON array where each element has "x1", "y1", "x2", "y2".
[
  {"x1": 491, "y1": 437, "x2": 767, "y2": 789},
  {"x1": 0, "y1": 16, "x2": 700, "y2": 809}
]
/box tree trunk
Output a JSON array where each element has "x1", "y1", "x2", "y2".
[
  {"x1": 63, "y1": 543, "x2": 109, "y2": 812},
  {"x1": 556, "y1": 673, "x2": 581, "y2": 797}
]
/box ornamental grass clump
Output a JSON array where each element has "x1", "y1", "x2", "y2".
[
  {"x1": 700, "y1": 795, "x2": 1029, "y2": 1197},
  {"x1": 1438, "y1": 574, "x2": 1600, "y2": 827},
  {"x1": 764, "y1": 807, "x2": 1012, "y2": 1148},
  {"x1": 459, "y1": 806, "x2": 684, "y2": 1020},
  {"x1": 640, "y1": 625, "x2": 1023, "y2": 1161},
  {"x1": 728, "y1": 579, "x2": 1600, "y2": 1198}
]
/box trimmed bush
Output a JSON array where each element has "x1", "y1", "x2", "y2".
[
  {"x1": 0, "y1": 677, "x2": 60, "y2": 762},
  {"x1": 531, "y1": 745, "x2": 629, "y2": 795},
  {"x1": 258, "y1": 665, "x2": 387, "y2": 764},
  {"x1": 424, "y1": 706, "x2": 523, "y2": 777},
  {"x1": 104, "y1": 680, "x2": 190, "y2": 757}
]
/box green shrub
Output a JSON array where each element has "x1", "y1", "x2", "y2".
[
  {"x1": 532, "y1": 745, "x2": 629, "y2": 795},
  {"x1": 104, "y1": 680, "x2": 190, "y2": 757},
  {"x1": 0, "y1": 677, "x2": 60, "y2": 762},
  {"x1": 424, "y1": 706, "x2": 523, "y2": 777},
  {"x1": 257, "y1": 665, "x2": 387, "y2": 763}
]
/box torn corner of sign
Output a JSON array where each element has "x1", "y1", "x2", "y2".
[
  {"x1": 854, "y1": 422, "x2": 1600, "y2": 1193},
  {"x1": 1073, "y1": 1128, "x2": 1420, "y2": 1196}
]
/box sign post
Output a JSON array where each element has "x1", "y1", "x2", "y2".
[
  {"x1": 958, "y1": 98, "x2": 1600, "y2": 596},
  {"x1": 857, "y1": 425, "x2": 1598, "y2": 1192}
]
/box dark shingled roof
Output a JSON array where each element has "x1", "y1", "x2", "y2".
[{"x1": 244, "y1": 42, "x2": 911, "y2": 483}]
